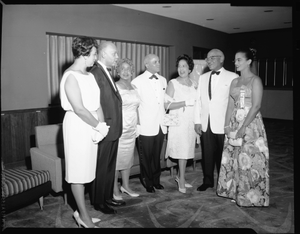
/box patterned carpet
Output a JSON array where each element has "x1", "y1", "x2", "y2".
[{"x1": 2, "y1": 118, "x2": 294, "y2": 233}]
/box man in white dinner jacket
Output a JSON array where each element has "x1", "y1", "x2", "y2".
[
  {"x1": 194, "y1": 49, "x2": 238, "y2": 191},
  {"x1": 131, "y1": 54, "x2": 167, "y2": 193}
]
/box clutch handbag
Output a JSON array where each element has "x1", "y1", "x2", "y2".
[
  {"x1": 162, "y1": 102, "x2": 180, "y2": 126},
  {"x1": 228, "y1": 131, "x2": 243, "y2": 146}
]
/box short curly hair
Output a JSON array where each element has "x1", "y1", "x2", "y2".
[
  {"x1": 72, "y1": 36, "x2": 99, "y2": 59},
  {"x1": 116, "y1": 58, "x2": 135, "y2": 76},
  {"x1": 176, "y1": 54, "x2": 194, "y2": 72}
]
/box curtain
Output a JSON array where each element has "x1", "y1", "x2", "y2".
[{"x1": 46, "y1": 34, "x2": 170, "y2": 105}]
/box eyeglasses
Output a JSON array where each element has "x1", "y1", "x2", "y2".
[{"x1": 205, "y1": 56, "x2": 221, "y2": 62}]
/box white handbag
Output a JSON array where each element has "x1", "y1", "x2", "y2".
[
  {"x1": 228, "y1": 131, "x2": 243, "y2": 146},
  {"x1": 162, "y1": 102, "x2": 180, "y2": 126}
]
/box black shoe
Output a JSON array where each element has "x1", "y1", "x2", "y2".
[
  {"x1": 94, "y1": 203, "x2": 116, "y2": 214},
  {"x1": 197, "y1": 184, "x2": 213, "y2": 191},
  {"x1": 153, "y1": 184, "x2": 164, "y2": 190},
  {"x1": 106, "y1": 198, "x2": 126, "y2": 207},
  {"x1": 146, "y1": 186, "x2": 155, "y2": 193}
]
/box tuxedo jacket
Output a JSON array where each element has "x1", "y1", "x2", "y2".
[
  {"x1": 194, "y1": 67, "x2": 238, "y2": 134},
  {"x1": 131, "y1": 70, "x2": 167, "y2": 136},
  {"x1": 89, "y1": 61, "x2": 123, "y2": 141}
]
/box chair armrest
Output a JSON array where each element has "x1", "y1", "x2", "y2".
[{"x1": 30, "y1": 147, "x2": 63, "y2": 193}]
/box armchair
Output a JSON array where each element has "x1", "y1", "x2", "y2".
[{"x1": 30, "y1": 123, "x2": 67, "y2": 204}]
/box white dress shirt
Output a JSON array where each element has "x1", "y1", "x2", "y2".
[{"x1": 97, "y1": 60, "x2": 117, "y2": 91}]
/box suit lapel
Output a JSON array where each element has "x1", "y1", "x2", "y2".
[{"x1": 96, "y1": 63, "x2": 122, "y2": 101}]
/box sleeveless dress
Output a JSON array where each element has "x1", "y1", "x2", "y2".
[
  {"x1": 115, "y1": 88, "x2": 140, "y2": 170},
  {"x1": 165, "y1": 79, "x2": 198, "y2": 160},
  {"x1": 216, "y1": 77, "x2": 269, "y2": 207},
  {"x1": 60, "y1": 70, "x2": 100, "y2": 183}
]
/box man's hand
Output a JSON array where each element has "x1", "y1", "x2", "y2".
[{"x1": 194, "y1": 124, "x2": 202, "y2": 135}]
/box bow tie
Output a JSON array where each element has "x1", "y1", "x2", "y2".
[
  {"x1": 149, "y1": 74, "x2": 158, "y2": 80},
  {"x1": 211, "y1": 70, "x2": 220, "y2": 75}
]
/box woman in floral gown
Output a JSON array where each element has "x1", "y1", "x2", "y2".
[{"x1": 216, "y1": 48, "x2": 269, "y2": 207}]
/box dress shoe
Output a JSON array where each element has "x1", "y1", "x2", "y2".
[
  {"x1": 120, "y1": 186, "x2": 140, "y2": 197},
  {"x1": 94, "y1": 203, "x2": 116, "y2": 214},
  {"x1": 113, "y1": 194, "x2": 123, "y2": 201},
  {"x1": 153, "y1": 184, "x2": 164, "y2": 190},
  {"x1": 74, "y1": 210, "x2": 101, "y2": 223},
  {"x1": 197, "y1": 184, "x2": 213, "y2": 191},
  {"x1": 73, "y1": 211, "x2": 99, "y2": 228},
  {"x1": 106, "y1": 198, "x2": 126, "y2": 206},
  {"x1": 175, "y1": 176, "x2": 193, "y2": 188},
  {"x1": 174, "y1": 178, "x2": 186, "y2": 194},
  {"x1": 146, "y1": 186, "x2": 155, "y2": 193}
]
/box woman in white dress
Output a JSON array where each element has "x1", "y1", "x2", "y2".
[
  {"x1": 60, "y1": 37, "x2": 109, "y2": 228},
  {"x1": 165, "y1": 54, "x2": 198, "y2": 193},
  {"x1": 113, "y1": 58, "x2": 140, "y2": 200}
]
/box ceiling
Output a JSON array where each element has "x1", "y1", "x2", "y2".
[{"x1": 114, "y1": 4, "x2": 293, "y2": 34}]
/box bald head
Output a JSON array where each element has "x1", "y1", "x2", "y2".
[
  {"x1": 144, "y1": 54, "x2": 160, "y2": 74},
  {"x1": 144, "y1": 54, "x2": 157, "y2": 66},
  {"x1": 98, "y1": 41, "x2": 119, "y2": 67},
  {"x1": 99, "y1": 41, "x2": 116, "y2": 54}
]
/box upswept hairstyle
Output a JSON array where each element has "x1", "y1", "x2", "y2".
[
  {"x1": 72, "y1": 36, "x2": 99, "y2": 59},
  {"x1": 236, "y1": 48, "x2": 255, "y2": 65}
]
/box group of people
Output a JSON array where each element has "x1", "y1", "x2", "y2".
[{"x1": 59, "y1": 36, "x2": 269, "y2": 228}]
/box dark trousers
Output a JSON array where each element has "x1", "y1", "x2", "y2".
[
  {"x1": 137, "y1": 128, "x2": 165, "y2": 188},
  {"x1": 201, "y1": 118, "x2": 225, "y2": 186},
  {"x1": 91, "y1": 140, "x2": 119, "y2": 205}
]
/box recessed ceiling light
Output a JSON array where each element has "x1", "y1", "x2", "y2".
[
  {"x1": 162, "y1": 6, "x2": 171, "y2": 8},
  {"x1": 206, "y1": 18, "x2": 214, "y2": 21},
  {"x1": 264, "y1": 10, "x2": 273, "y2": 12}
]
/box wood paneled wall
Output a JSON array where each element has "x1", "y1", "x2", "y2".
[{"x1": 1, "y1": 106, "x2": 65, "y2": 169}]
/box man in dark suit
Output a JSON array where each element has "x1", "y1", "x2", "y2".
[{"x1": 89, "y1": 41, "x2": 124, "y2": 214}]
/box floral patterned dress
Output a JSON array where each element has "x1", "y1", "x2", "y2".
[{"x1": 216, "y1": 78, "x2": 269, "y2": 207}]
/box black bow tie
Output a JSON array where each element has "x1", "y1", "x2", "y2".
[
  {"x1": 149, "y1": 74, "x2": 158, "y2": 80},
  {"x1": 211, "y1": 70, "x2": 220, "y2": 75}
]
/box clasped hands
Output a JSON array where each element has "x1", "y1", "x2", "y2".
[
  {"x1": 92, "y1": 121, "x2": 110, "y2": 143},
  {"x1": 226, "y1": 127, "x2": 245, "y2": 147}
]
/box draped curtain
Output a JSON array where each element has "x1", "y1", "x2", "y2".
[{"x1": 46, "y1": 33, "x2": 170, "y2": 105}]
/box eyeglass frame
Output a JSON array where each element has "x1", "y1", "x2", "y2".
[{"x1": 205, "y1": 56, "x2": 222, "y2": 62}]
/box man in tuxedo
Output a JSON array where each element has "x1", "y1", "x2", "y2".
[
  {"x1": 89, "y1": 41, "x2": 124, "y2": 214},
  {"x1": 131, "y1": 54, "x2": 167, "y2": 193},
  {"x1": 194, "y1": 49, "x2": 238, "y2": 191}
]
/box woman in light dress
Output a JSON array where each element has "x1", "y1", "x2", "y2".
[
  {"x1": 60, "y1": 37, "x2": 109, "y2": 228},
  {"x1": 113, "y1": 58, "x2": 140, "y2": 199},
  {"x1": 165, "y1": 54, "x2": 198, "y2": 193},
  {"x1": 216, "y1": 48, "x2": 269, "y2": 207}
]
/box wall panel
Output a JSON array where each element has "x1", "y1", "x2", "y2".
[{"x1": 1, "y1": 106, "x2": 65, "y2": 169}]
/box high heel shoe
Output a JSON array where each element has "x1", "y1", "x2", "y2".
[
  {"x1": 113, "y1": 194, "x2": 123, "y2": 201},
  {"x1": 175, "y1": 177, "x2": 186, "y2": 194},
  {"x1": 175, "y1": 176, "x2": 193, "y2": 188},
  {"x1": 74, "y1": 210, "x2": 100, "y2": 223},
  {"x1": 73, "y1": 211, "x2": 100, "y2": 228},
  {"x1": 120, "y1": 186, "x2": 140, "y2": 197}
]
